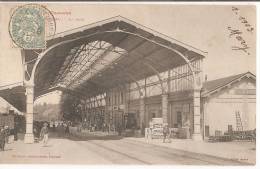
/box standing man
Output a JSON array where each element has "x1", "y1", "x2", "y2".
[
  {"x1": 4, "y1": 126, "x2": 9, "y2": 144},
  {"x1": 14, "y1": 122, "x2": 18, "y2": 141},
  {"x1": 183, "y1": 118, "x2": 191, "y2": 139},
  {"x1": 0, "y1": 126, "x2": 5, "y2": 151},
  {"x1": 146, "y1": 124, "x2": 153, "y2": 143},
  {"x1": 65, "y1": 123, "x2": 70, "y2": 137},
  {"x1": 117, "y1": 124, "x2": 122, "y2": 136},
  {"x1": 162, "y1": 123, "x2": 170, "y2": 143},
  {"x1": 40, "y1": 123, "x2": 49, "y2": 146},
  {"x1": 33, "y1": 125, "x2": 39, "y2": 142}
]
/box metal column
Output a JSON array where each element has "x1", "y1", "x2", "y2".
[
  {"x1": 24, "y1": 82, "x2": 34, "y2": 143},
  {"x1": 162, "y1": 94, "x2": 168, "y2": 124},
  {"x1": 139, "y1": 97, "x2": 145, "y2": 132},
  {"x1": 192, "y1": 89, "x2": 203, "y2": 141}
]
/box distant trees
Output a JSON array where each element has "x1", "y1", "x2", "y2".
[
  {"x1": 34, "y1": 103, "x2": 61, "y2": 121},
  {"x1": 60, "y1": 93, "x2": 82, "y2": 122},
  {"x1": 33, "y1": 92, "x2": 83, "y2": 122}
]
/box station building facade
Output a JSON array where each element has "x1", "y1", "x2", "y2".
[
  {"x1": 80, "y1": 70, "x2": 256, "y2": 140},
  {"x1": 201, "y1": 72, "x2": 256, "y2": 137},
  {"x1": 80, "y1": 59, "x2": 203, "y2": 138}
]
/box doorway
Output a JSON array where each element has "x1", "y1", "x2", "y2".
[{"x1": 177, "y1": 111, "x2": 182, "y2": 127}]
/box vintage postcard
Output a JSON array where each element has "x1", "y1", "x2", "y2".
[{"x1": 0, "y1": 2, "x2": 257, "y2": 167}]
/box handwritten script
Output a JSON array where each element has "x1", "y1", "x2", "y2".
[
  {"x1": 227, "y1": 6, "x2": 254, "y2": 55},
  {"x1": 232, "y1": 6, "x2": 254, "y2": 33},
  {"x1": 227, "y1": 26, "x2": 250, "y2": 55}
]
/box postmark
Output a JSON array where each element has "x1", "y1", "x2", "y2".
[{"x1": 9, "y1": 4, "x2": 56, "y2": 49}]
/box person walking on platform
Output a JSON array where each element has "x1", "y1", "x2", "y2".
[{"x1": 40, "y1": 123, "x2": 49, "y2": 146}]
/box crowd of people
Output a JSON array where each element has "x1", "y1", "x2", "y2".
[
  {"x1": 51, "y1": 121, "x2": 71, "y2": 137},
  {"x1": 80, "y1": 121, "x2": 124, "y2": 136},
  {"x1": 36, "y1": 121, "x2": 71, "y2": 138},
  {"x1": 2, "y1": 120, "x2": 175, "y2": 151},
  {"x1": 32, "y1": 121, "x2": 72, "y2": 146}
]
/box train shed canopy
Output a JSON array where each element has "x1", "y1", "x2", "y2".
[
  {"x1": 1, "y1": 16, "x2": 206, "y2": 112},
  {"x1": 0, "y1": 83, "x2": 25, "y2": 112}
]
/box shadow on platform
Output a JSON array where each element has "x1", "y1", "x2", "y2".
[{"x1": 48, "y1": 132, "x2": 124, "y2": 141}]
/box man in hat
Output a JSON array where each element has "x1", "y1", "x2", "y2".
[
  {"x1": 162, "y1": 123, "x2": 171, "y2": 143},
  {"x1": 0, "y1": 125, "x2": 5, "y2": 151},
  {"x1": 40, "y1": 123, "x2": 49, "y2": 146},
  {"x1": 4, "y1": 126, "x2": 9, "y2": 144}
]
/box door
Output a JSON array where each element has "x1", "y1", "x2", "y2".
[
  {"x1": 177, "y1": 111, "x2": 182, "y2": 127},
  {"x1": 205, "y1": 125, "x2": 209, "y2": 137}
]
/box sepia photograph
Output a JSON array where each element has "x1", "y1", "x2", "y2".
[{"x1": 0, "y1": 2, "x2": 257, "y2": 167}]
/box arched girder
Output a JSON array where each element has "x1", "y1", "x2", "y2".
[{"x1": 30, "y1": 29, "x2": 205, "y2": 98}]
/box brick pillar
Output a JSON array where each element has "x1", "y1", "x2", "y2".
[
  {"x1": 24, "y1": 82, "x2": 34, "y2": 143},
  {"x1": 162, "y1": 94, "x2": 168, "y2": 124}
]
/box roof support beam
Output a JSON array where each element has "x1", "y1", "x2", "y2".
[
  {"x1": 52, "y1": 45, "x2": 85, "y2": 85},
  {"x1": 65, "y1": 34, "x2": 130, "y2": 89},
  {"x1": 67, "y1": 43, "x2": 115, "y2": 88},
  {"x1": 142, "y1": 60, "x2": 165, "y2": 94},
  {"x1": 64, "y1": 41, "x2": 110, "y2": 87}
]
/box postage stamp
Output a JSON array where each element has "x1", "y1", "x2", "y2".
[{"x1": 9, "y1": 4, "x2": 55, "y2": 49}]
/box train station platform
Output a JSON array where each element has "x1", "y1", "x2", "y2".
[
  {"x1": 0, "y1": 132, "x2": 253, "y2": 165},
  {"x1": 67, "y1": 129, "x2": 256, "y2": 164},
  {"x1": 125, "y1": 137, "x2": 256, "y2": 165}
]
